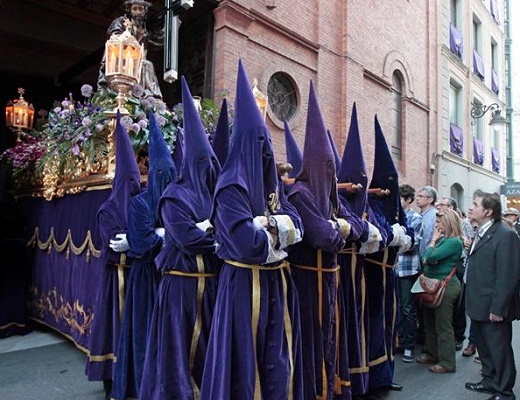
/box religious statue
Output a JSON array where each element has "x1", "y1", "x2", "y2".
[{"x1": 98, "y1": 0, "x2": 164, "y2": 99}]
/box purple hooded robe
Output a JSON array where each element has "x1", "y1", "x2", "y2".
[
  {"x1": 287, "y1": 81, "x2": 353, "y2": 400},
  {"x1": 86, "y1": 111, "x2": 141, "y2": 382},
  {"x1": 111, "y1": 110, "x2": 177, "y2": 400},
  {"x1": 139, "y1": 76, "x2": 222, "y2": 400},
  {"x1": 200, "y1": 60, "x2": 304, "y2": 400}
]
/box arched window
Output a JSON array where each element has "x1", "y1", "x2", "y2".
[
  {"x1": 450, "y1": 183, "x2": 465, "y2": 212},
  {"x1": 391, "y1": 71, "x2": 403, "y2": 160}
]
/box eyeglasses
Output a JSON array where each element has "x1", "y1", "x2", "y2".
[{"x1": 416, "y1": 195, "x2": 429, "y2": 198}]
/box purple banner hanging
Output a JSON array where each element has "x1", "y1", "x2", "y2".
[
  {"x1": 491, "y1": 147, "x2": 500, "y2": 173},
  {"x1": 450, "y1": 123, "x2": 464, "y2": 156},
  {"x1": 490, "y1": 0, "x2": 500, "y2": 24},
  {"x1": 473, "y1": 49, "x2": 485, "y2": 81},
  {"x1": 473, "y1": 137, "x2": 484, "y2": 165},
  {"x1": 450, "y1": 23, "x2": 464, "y2": 59},
  {"x1": 491, "y1": 69, "x2": 500, "y2": 94}
]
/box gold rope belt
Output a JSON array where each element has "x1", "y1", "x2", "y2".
[
  {"x1": 293, "y1": 251, "x2": 340, "y2": 398},
  {"x1": 338, "y1": 243, "x2": 356, "y2": 254},
  {"x1": 365, "y1": 248, "x2": 393, "y2": 365},
  {"x1": 163, "y1": 270, "x2": 218, "y2": 278},
  {"x1": 225, "y1": 259, "x2": 288, "y2": 270},
  {"x1": 364, "y1": 247, "x2": 393, "y2": 269},
  {"x1": 117, "y1": 253, "x2": 127, "y2": 321},
  {"x1": 290, "y1": 264, "x2": 339, "y2": 273},
  {"x1": 163, "y1": 255, "x2": 217, "y2": 397},
  {"x1": 225, "y1": 258, "x2": 293, "y2": 399}
]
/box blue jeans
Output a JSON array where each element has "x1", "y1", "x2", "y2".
[{"x1": 397, "y1": 274, "x2": 419, "y2": 350}]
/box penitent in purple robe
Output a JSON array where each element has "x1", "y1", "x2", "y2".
[
  {"x1": 139, "y1": 76, "x2": 222, "y2": 400},
  {"x1": 200, "y1": 60, "x2": 304, "y2": 400},
  {"x1": 287, "y1": 81, "x2": 352, "y2": 400},
  {"x1": 86, "y1": 112, "x2": 141, "y2": 383},
  {"x1": 111, "y1": 111, "x2": 176, "y2": 400},
  {"x1": 334, "y1": 102, "x2": 373, "y2": 399},
  {"x1": 364, "y1": 116, "x2": 412, "y2": 391}
]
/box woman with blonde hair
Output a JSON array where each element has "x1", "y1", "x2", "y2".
[{"x1": 415, "y1": 208, "x2": 463, "y2": 373}]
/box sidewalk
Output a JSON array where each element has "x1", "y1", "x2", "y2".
[{"x1": 0, "y1": 322, "x2": 519, "y2": 399}]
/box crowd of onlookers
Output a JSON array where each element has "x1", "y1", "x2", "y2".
[{"x1": 395, "y1": 185, "x2": 520, "y2": 400}]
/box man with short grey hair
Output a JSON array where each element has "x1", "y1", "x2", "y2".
[{"x1": 416, "y1": 186, "x2": 438, "y2": 258}]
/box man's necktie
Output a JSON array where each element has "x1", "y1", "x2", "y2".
[{"x1": 470, "y1": 229, "x2": 483, "y2": 255}]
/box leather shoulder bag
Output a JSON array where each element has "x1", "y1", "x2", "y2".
[{"x1": 414, "y1": 267, "x2": 457, "y2": 309}]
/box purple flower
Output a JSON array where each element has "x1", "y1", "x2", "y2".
[
  {"x1": 156, "y1": 101, "x2": 167, "y2": 113},
  {"x1": 72, "y1": 144, "x2": 80, "y2": 155},
  {"x1": 131, "y1": 123, "x2": 141, "y2": 133},
  {"x1": 120, "y1": 115, "x2": 133, "y2": 130},
  {"x1": 132, "y1": 84, "x2": 144, "y2": 98},
  {"x1": 81, "y1": 84, "x2": 93, "y2": 98},
  {"x1": 140, "y1": 98, "x2": 152, "y2": 110},
  {"x1": 81, "y1": 117, "x2": 91, "y2": 127},
  {"x1": 155, "y1": 114, "x2": 167, "y2": 126}
]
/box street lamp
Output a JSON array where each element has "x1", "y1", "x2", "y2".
[{"x1": 470, "y1": 102, "x2": 507, "y2": 133}]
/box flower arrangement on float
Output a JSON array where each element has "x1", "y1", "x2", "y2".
[{"x1": 1, "y1": 84, "x2": 227, "y2": 200}]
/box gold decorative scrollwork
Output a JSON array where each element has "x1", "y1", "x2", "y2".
[
  {"x1": 28, "y1": 285, "x2": 94, "y2": 336},
  {"x1": 27, "y1": 227, "x2": 101, "y2": 261}
]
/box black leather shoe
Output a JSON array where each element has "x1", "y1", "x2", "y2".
[
  {"x1": 486, "y1": 395, "x2": 511, "y2": 400},
  {"x1": 465, "y1": 381, "x2": 495, "y2": 395},
  {"x1": 388, "y1": 382, "x2": 403, "y2": 391}
]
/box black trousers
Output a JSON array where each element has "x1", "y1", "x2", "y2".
[
  {"x1": 452, "y1": 270, "x2": 467, "y2": 343},
  {"x1": 474, "y1": 319, "x2": 516, "y2": 399}
]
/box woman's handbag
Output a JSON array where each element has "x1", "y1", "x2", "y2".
[{"x1": 414, "y1": 267, "x2": 457, "y2": 309}]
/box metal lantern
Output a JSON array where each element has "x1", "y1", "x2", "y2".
[
  {"x1": 104, "y1": 24, "x2": 144, "y2": 113},
  {"x1": 5, "y1": 88, "x2": 35, "y2": 142}
]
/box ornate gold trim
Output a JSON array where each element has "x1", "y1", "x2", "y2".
[{"x1": 28, "y1": 227, "x2": 101, "y2": 260}]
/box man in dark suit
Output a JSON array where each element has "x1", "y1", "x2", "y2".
[{"x1": 465, "y1": 190, "x2": 520, "y2": 400}]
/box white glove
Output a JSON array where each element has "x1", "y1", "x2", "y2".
[
  {"x1": 398, "y1": 234, "x2": 413, "y2": 254},
  {"x1": 109, "y1": 233, "x2": 129, "y2": 252},
  {"x1": 195, "y1": 219, "x2": 213, "y2": 232},
  {"x1": 328, "y1": 219, "x2": 337, "y2": 230},
  {"x1": 365, "y1": 222, "x2": 382, "y2": 243},
  {"x1": 389, "y1": 223, "x2": 407, "y2": 247},
  {"x1": 359, "y1": 240, "x2": 381, "y2": 254},
  {"x1": 154, "y1": 227, "x2": 165, "y2": 238},
  {"x1": 253, "y1": 216, "x2": 268, "y2": 230}
]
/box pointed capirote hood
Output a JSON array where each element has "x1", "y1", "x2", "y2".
[
  {"x1": 213, "y1": 59, "x2": 280, "y2": 217},
  {"x1": 211, "y1": 98, "x2": 230, "y2": 166},
  {"x1": 99, "y1": 110, "x2": 141, "y2": 228},
  {"x1": 147, "y1": 109, "x2": 177, "y2": 224},
  {"x1": 368, "y1": 115, "x2": 401, "y2": 224},
  {"x1": 292, "y1": 80, "x2": 338, "y2": 217},
  {"x1": 178, "y1": 75, "x2": 221, "y2": 217},
  {"x1": 283, "y1": 120, "x2": 302, "y2": 179},
  {"x1": 327, "y1": 130, "x2": 342, "y2": 173},
  {"x1": 337, "y1": 103, "x2": 368, "y2": 217}
]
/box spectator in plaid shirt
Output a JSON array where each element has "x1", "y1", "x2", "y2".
[{"x1": 395, "y1": 184, "x2": 423, "y2": 363}]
